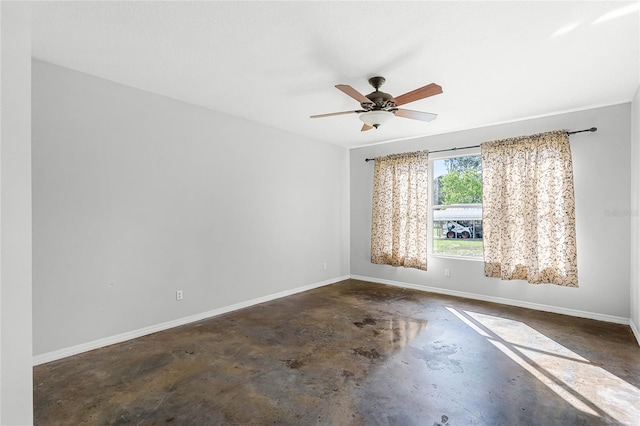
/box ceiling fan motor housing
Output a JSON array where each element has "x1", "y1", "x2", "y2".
[
  {"x1": 362, "y1": 76, "x2": 396, "y2": 110},
  {"x1": 363, "y1": 91, "x2": 396, "y2": 110}
]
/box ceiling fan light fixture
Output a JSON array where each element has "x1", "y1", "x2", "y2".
[{"x1": 359, "y1": 110, "x2": 394, "y2": 129}]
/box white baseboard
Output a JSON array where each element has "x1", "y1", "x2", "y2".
[
  {"x1": 33, "y1": 275, "x2": 350, "y2": 366},
  {"x1": 350, "y1": 275, "x2": 631, "y2": 325},
  {"x1": 631, "y1": 320, "x2": 640, "y2": 347},
  {"x1": 35, "y1": 274, "x2": 636, "y2": 365}
]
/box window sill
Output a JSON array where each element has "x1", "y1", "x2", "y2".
[{"x1": 429, "y1": 254, "x2": 484, "y2": 262}]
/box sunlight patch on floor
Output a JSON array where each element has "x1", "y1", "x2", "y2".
[{"x1": 446, "y1": 307, "x2": 640, "y2": 424}]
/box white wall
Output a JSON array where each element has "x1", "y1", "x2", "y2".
[
  {"x1": 351, "y1": 104, "x2": 631, "y2": 321},
  {"x1": 32, "y1": 60, "x2": 350, "y2": 357},
  {"x1": 0, "y1": 2, "x2": 33, "y2": 424},
  {"x1": 631, "y1": 86, "x2": 640, "y2": 343}
]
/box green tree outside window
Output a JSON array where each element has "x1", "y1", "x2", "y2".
[{"x1": 440, "y1": 168, "x2": 482, "y2": 204}]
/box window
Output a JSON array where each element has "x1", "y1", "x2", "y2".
[{"x1": 431, "y1": 153, "x2": 483, "y2": 259}]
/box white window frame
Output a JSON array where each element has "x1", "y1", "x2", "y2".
[{"x1": 428, "y1": 148, "x2": 483, "y2": 261}]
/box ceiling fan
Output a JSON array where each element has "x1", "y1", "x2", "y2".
[{"x1": 310, "y1": 76, "x2": 443, "y2": 131}]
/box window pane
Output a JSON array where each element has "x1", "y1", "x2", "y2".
[{"x1": 432, "y1": 155, "x2": 483, "y2": 258}]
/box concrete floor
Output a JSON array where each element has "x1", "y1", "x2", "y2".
[{"x1": 34, "y1": 279, "x2": 640, "y2": 425}]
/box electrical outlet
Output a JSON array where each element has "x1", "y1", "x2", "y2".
[
  {"x1": 444, "y1": 269, "x2": 450, "y2": 277},
  {"x1": 323, "y1": 262, "x2": 327, "y2": 270},
  {"x1": 176, "y1": 290, "x2": 183, "y2": 301}
]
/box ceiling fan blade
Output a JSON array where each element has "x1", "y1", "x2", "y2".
[
  {"x1": 310, "y1": 110, "x2": 359, "y2": 119},
  {"x1": 335, "y1": 84, "x2": 373, "y2": 105},
  {"x1": 395, "y1": 108, "x2": 438, "y2": 122},
  {"x1": 361, "y1": 124, "x2": 374, "y2": 132},
  {"x1": 392, "y1": 83, "x2": 443, "y2": 106}
]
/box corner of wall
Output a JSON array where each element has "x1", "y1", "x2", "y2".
[
  {"x1": 631, "y1": 84, "x2": 640, "y2": 346},
  {"x1": 631, "y1": 319, "x2": 640, "y2": 347}
]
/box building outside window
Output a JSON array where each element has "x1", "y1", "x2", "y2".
[{"x1": 431, "y1": 153, "x2": 483, "y2": 259}]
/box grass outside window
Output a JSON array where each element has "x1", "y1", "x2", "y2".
[{"x1": 432, "y1": 238, "x2": 484, "y2": 258}]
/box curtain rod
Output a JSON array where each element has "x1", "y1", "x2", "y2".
[{"x1": 364, "y1": 127, "x2": 597, "y2": 162}]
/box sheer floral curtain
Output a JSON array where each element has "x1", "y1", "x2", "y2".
[
  {"x1": 370, "y1": 150, "x2": 428, "y2": 271},
  {"x1": 481, "y1": 130, "x2": 578, "y2": 287}
]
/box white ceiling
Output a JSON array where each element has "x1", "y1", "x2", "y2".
[{"x1": 31, "y1": 1, "x2": 640, "y2": 148}]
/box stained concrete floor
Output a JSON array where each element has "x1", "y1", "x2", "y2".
[{"x1": 34, "y1": 279, "x2": 640, "y2": 425}]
